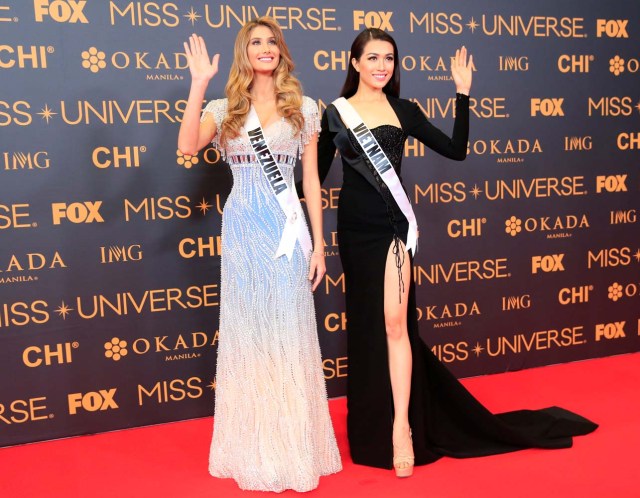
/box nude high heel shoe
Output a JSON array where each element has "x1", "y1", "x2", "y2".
[{"x1": 393, "y1": 428, "x2": 414, "y2": 478}]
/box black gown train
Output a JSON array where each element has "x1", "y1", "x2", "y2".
[{"x1": 314, "y1": 93, "x2": 597, "y2": 469}]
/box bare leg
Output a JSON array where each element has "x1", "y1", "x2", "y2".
[{"x1": 383, "y1": 239, "x2": 414, "y2": 476}]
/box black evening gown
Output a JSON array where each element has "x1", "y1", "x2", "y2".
[{"x1": 314, "y1": 93, "x2": 597, "y2": 469}]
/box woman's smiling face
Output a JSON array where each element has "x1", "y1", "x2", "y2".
[
  {"x1": 352, "y1": 39, "x2": 395, "y2": 91},
  {"x1": 246, "y1": 25, "x2": 280, "y2": 74}
]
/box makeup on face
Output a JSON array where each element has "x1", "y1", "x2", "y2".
[
  {"x1": 247, "y1": 25, "x2": 280, "y2": 72},
  {"x1": 353, "y1": 40, "x2": 395, "y2": 90}
]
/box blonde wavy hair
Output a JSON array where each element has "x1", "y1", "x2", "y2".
[{"x1": 220, "y1": 17, "x2": 304, "y2": 146}]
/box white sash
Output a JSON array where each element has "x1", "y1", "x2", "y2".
[
  {"x1": 245, "y1": 106, "x2": 312, "y2": 260},
  {"x1": 332, "y1": 97, "x2": 418, "y2": 255}
]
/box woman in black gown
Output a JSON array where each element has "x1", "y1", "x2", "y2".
[{"x1": 314, "y1": 28, "x2": 597, "y2": 477}]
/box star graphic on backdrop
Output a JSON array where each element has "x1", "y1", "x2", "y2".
[
  {"x1": 197, "y1": 197, "x2": 212, "y2": 215},
  {"x1": 37, "y1": 104, "x2": 57, "y2": 124},
  {"x1": 55, "y1": 301, "x2": 74, "y2": 319},
  {"x1": 466, "y1": 17, "x2": 479, "y2": 33},
  {"x1": 472, "y1": 342, "x2": 484, "y2": 356},
  {"x1": 469, "y1": 184, "x2": 482, "y2": 199},
  {"x1": 636, "y1": 101, "x2": 640, "y2": 114},
  {"x1": 634, "y1": 249, "x2": 640, "y2": 262},
  {"x1": 184, "y1": 7, "x2": 201, "y2": 26},
  {"x1": 207, "y1": 379, "x2": 217, "y2": 391}
]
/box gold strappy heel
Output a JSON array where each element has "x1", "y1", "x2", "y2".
[{"x1": 393, "y1": 428, "x2": 414, "y2": 478}]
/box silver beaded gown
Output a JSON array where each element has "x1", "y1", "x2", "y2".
[{"x1": 201, "y1": 96, "x2": 341, "y2": 492}]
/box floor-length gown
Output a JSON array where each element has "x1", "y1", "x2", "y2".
[
  {"x1": 203, "y1": 96, "x2": 342, "y2": 491},
  {"x1": 316, "y1": 93, "x2": 597, "y2": 469}
]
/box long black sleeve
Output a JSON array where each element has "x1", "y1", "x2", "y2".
[
  {"x1": 317, "y1": 108, "x2": 338, "y2": 185},
  {"x1": 296, "y1": 107, "x2": 338, "y2": 198},
  {"x1": 404, "y1": 93, "x2": 469, "y2": 161}
]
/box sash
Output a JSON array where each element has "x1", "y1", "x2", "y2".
[
  {"x1": 332, "y1": 97, "x2": 418, "y2": 255},
  {"x1": 246, "y1": 106, "x2": 312, "y2": 260}
]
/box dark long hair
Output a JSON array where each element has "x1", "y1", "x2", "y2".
[{"x1": 340, "y1": 28, "x2": 400, "y2": 99}]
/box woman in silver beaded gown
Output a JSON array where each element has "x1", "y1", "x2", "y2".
[{"x1": 178, "y1": 17, "x2": 341, "y2": 492}]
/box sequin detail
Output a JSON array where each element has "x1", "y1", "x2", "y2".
[
  {"x1": 202, "y1": 96, "x2": 341, "y2": 492},
  {"x1": 348, "y1": 125, "x2": 408, "y2": 303}
]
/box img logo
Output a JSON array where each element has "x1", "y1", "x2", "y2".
[
  {"x1": 501, "y1": 294, "x2": 531, "y2": 311},
  {"x1": 610, "y1": 210, "x2": 636, "y2": 225},
  {"x1": 564, "y1": 136, "x2": 592, "y2": 151},
  {"x1": 2, "y1": 151, "x2": 50, "y2": 171},
  {"x1": 498, "y1": 56, "x2": 529, "y2": 71},
  {"x1": 100, "y1": 245, "x2": 143, "y2": 264}
]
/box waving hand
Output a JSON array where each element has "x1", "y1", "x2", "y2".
[
  {"x1": 184, "y1": 34, "x2": 220, "y2": 83},
  {"x1": 451, "y1": 46, "x2": 473, "y2": 95}
]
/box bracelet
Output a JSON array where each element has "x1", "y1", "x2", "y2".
[{"x1": 312, "y1": 251, "x2": 324, "y2": 255}]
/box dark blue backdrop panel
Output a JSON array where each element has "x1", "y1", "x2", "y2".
[{"x1": 1, "y1": 0, "x2": 638, "y2": 446}]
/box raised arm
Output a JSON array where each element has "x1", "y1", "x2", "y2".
[
  {"x1": 178, "y1": 34, "x2": 220, "y2": 155},
  {"x1": 405, "y1": 46, "x2": 472, "y2": 161},
  {"x1": 405, "y1": 95, "x2": 469, "y2": 161}
]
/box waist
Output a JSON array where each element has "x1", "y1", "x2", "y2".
[{"x1": 226, "y1": 154, "x2": 296, "y2": 167}]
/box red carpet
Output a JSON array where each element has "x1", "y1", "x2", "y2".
[{"x1": 1, "y1": 353, "x2": 636, "y2": 498}]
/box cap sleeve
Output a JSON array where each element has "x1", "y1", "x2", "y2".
[
  {"x1": 299, "y1": 95, "x2": 320, "y2": 157},
  {"x1": 201, "y1": 98, "x2": 228, "y2": 157}
]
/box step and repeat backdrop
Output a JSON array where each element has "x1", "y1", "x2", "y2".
[{"x1": 1, "y1": 0, "x2": 638, "y2": 446}]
